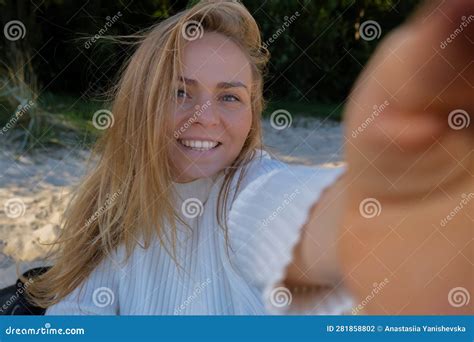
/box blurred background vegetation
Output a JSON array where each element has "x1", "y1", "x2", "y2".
[{"x1": 0, "y1": 0, "x2": 420, "y2": 150}]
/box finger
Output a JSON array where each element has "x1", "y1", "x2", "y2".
[
  {"x1": 404, "y1": 0, "x2": 474, "y2": 109},
  {"x1": 343, "y1": 0, "x2": 473, "y2": 198},
  {"x1": 350, "y1": 0, "x2": 473, "y2": 115}
]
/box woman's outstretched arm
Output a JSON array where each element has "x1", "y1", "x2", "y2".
[{"x1": 285, "y1": 0, "x2": 473, "y2": 314}]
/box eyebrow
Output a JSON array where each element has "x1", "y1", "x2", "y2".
[
  {"x1": 178, "y1": 77, "x2": 248, "y2": 90},
  {"x1": 216, "y1": 81, "x2": 248, "y2": 90},
  {"x1": 179, "y1": 77, "x2": 198, "y2": 86}
]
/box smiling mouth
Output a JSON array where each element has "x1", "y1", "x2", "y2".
[{"x1": 177, "y1": 139, "x2": 222, "y2": 152}]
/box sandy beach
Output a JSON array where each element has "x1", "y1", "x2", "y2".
[{"x1": 0, "y1": 117, "x2": 344, "y2": 288}]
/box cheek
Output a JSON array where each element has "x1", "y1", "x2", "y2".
[
  {"x1": 172, "y1": 108, "x2": 195, "y2": 138},
  {"x1": 223, "y1": 108, "x2": 252, "y2": 147},
  {"x1": 172, "y1": 108, "x2": 188, "y2": 127}
]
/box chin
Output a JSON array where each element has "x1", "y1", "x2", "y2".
[{"x1": 175, "y1": 165, "x2": 223, "y2": 183}]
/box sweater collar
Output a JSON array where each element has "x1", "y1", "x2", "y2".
[{"x1": 172, "y1": 171, "x2": 223, "y2": 206}]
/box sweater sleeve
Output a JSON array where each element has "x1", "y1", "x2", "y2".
[
  {"x1": 44, "y1": 250, "x2": 123, "y2": 315},
  {"x1": 227, "y1": 164, "x2": 354, "y2": 315}
]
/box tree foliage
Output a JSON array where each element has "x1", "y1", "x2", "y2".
[{"x1": 0, "y1": 0, "x2": 421, "y2": 103}]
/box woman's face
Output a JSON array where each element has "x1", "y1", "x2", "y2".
[{"x1": 170, "y1": 31, "x2": 253, "y2": 183}]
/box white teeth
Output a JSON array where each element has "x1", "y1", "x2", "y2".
[{"x1": 179, "y1": 139, "x2": 219, "y2": 151}]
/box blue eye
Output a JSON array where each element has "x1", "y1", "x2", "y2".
[
  {"x1": 177, "y1": 89, "x2": 189, "y2": 98},
  {"x1": 221, "y1": 94, "x2": 240, "y2": 102}
]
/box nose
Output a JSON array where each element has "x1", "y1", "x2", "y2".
[{"x1": 193, "y1": 99, "x2": 219, "y2": 127}]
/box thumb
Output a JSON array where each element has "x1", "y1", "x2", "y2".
[
  {"x1": 350, "y1": 0, "x2": 473, "y2": 116},
  {"x1": 343, "y1": 0, "x2": 473, "y2": 198}
]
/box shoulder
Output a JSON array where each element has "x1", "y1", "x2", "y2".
[
  {"x1": 230, "y1": 149, "x2": 287, "y2": 195},
  {"x1": 245, "y1": 149, "x2": 286, "y2": 175},
  {"x1": 232, "y1": 148, "x2": 346, "y2": 205},
  {"x1": 45, "y1": 245, "x2": 126, "y2": 315}
]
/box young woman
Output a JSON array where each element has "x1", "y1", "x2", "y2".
[{"x1": 24, "y1": 0, "x2": 473, "y2": 315}]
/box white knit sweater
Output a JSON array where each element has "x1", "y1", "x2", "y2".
[{"x1": 45, "y1": 150, "x2": 354, "y2": 315}]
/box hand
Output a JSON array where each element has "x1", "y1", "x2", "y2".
[{"x1": 339, "y1": 0, "x2": 473, "y2": 314}]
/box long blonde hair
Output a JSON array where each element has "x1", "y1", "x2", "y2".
[{"x1": 24, "y1": 0, "x2": 269, "y2": 309}]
